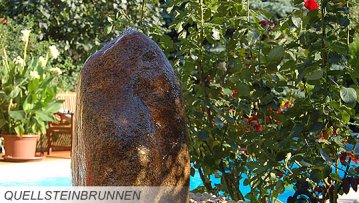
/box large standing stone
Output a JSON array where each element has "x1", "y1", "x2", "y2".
[{"x1": 72, "y1": 29, "x2": 190, "y2": 201}]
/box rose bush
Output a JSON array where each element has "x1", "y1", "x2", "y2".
[{"x1": 169, "y1": 0, "x2": 359, "y2": 202}]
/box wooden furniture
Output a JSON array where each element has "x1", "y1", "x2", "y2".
[
  {"x1": 56, "y1": 92, "x2": 77, "y2": 113},
  {"x1": 46, "y1": 112, "x2": 74, "y2": 155},
  {"x1": 46, "y1": 92, "x2": 76, "y2": 155}
]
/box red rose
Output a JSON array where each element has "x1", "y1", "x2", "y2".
[
  {"x1": 304, "y1": 0, "x2": 319, "y2": 11},
  {"x1": 1, "y1": 18, "x2": 6, "y2": 24},
  {"x1": 255, "y1": 124, "x2": 263, "y2": 132},
  {"x1": 259, "y1": 20, "x2": 269, "y2": 25},
  {"x1": 283, "y1": 102, "x2": 289, "y2": 109}
]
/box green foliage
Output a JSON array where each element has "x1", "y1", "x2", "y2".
[
  {"x1": 0, "y1": 18, "x2": 51, "y2": 63},
  {"x1": 170, "y1": 0, "x2": 359, "y2": 201},
  {"x1": 0, "y1": 0, "x2": 167, "y2": 90},
  {"x1": 0, "y1": 27, "x2": 62, "y2": 135},
  {"x1": 1, "y1": 0, "x2": 359, "y2": 201}
]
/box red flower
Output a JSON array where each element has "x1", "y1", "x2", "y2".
[
  {"x1": 340, "y1": 152, "x2": 358, "y2": 164},
  {"x1": 259, "y1": 20, "x2": 276, "y2": 31},
  {"x1": 1, "y1": 18, "x2": 6, "y2": 24},
  {"x1": 283, "y1": 102, "x2": 289, "y2": 109},
  {"x1": 247, "y1": 115, "x2": 258, "y2": 124},
  {"x1": 304, "y1": 0, "x2": 319, "y2": 11},
  {"x1": 259, "y1": 20, "x2": 269, "y2": 25},
  {"x1": 255, "y1": 124, "x2": 263, "y2": 132},
  {"x1": 348, "y1": 153, "x2": 358, "y2": 164},
  {"x1": 230, "y1": 88, "x2": 238, "y2": 99}
]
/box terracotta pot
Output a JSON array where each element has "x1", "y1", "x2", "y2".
[{"x1": 1, "y1": 134, "x2": 41, "y2": 161}]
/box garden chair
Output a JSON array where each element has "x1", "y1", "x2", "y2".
[{"x1": 46, "y1": 92, "x2": 76, "y2": 155}]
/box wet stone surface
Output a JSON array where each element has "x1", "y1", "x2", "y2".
[{"x1": 72, "y1": 29, "x2": 190, "y2": 201}]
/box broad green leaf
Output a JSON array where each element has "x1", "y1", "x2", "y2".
[
  {"x1": 267, "y1": 46, "x2": 284, "y2": 64},
  {"x1": 222, "y1": 88, "x2": 233, "y2": 97},
  {"x1": 305, "y1": 69, "x2": 323, "y2": 81},
  {"x1": 333, "y1": 136, "x2": 344, "y2": 145},
  {"x1": 276, "y1": 180, "x2": 285, "y2": 193},
  {"x1": 299, "y1": 160, "x2": 312, "y2": 167},
  {"x1": 331, "y1": 42, "x2": 348, "y2": 55},
  {"x1": 294, "y1": 91, "x2": 305, "y2": 99},
  {"x1": 28, "y1": 80, "x2": 39, "y2": 93},
  {"x1": 23, "y1": 97, "x2": 34, "y2": 111},
  {"x1": 319, "y1": 148, "x2": 331, "y2": 163},
  {"x1": 14, "y1": 125, "x2": 25, "y2": 136},
  {"x1": 211, "y1": 17, "x2": 226, "y2": 25},
  {"x1": 9, "y1": 86, "x2": 21, "y2": 98},
  {"x1": 175, "y1": 21, "x2": 184, "y2": 33},
  {"x1": 35, "y1": 111, "x2": 54, "y2": 122},
  {"x1": 237, "y1": 83, "x2": 250, "y2": 97},
  {"x1": 160, "y1": 34, "x2": 174, "y2": 51},
  {"x1": 291, "y1": 16, "x2": 301, "y2": 28},
  {"x1": 310, "y1": 169, "x2": 323, "y2": 183},
  {"x1": 9, "y1": 110, "x2": 26, "y2": 121},
  {"x1": 44, "y1": 101, "x2": 63, "y2": 113},
  {"x1": 106, "y1": 25, "x2": 113, "y2": 34},
  {"x1": 340, "y1": 87, "x2": 357, "y2": 104},
  {"x1": 342, "y1": 110, "x2": 350, "y2": 124}
]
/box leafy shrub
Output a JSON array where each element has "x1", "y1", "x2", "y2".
[
  {"x1": 170, "y1": 0, "x2": 359, "y2": 202},
  {"x1": 0, "y1": 0, "x2": 167, "y2": 90},
  {"x1": 0, "y1": 25, "x2": 62, "y2": 135}
]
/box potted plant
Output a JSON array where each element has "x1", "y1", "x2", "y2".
[{"x1": 0, "y1": 27, "x2": 63, "y2": 161}]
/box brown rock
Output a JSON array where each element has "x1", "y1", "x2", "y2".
[{"x1": 72, "y1": 29, "x2": 190, "y2": 201}]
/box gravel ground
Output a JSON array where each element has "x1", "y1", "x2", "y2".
[{"x1": 189, "y1": 193, "x2": 249, "y2": 203}]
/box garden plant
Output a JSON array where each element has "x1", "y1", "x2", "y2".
[
  {"x1": 169, "y1": 0, "x2": 359, "y2": 202},
  {"x1": 1, "y1": 0, "x2": 359, "y2": 202},
  {"x1": 0, "y1": 23, "x2": 62, "y2": 136}
]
